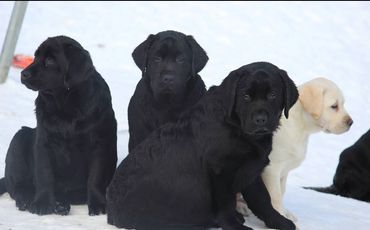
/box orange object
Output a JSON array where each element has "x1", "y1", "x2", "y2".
[{"x1": 12, "y1": 54, "x2": 34, "y2": 69}]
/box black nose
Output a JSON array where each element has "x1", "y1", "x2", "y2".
[
  {"x1": 162, "y1": 74, "x2": 174, "y2": 84},
  {"x1": 347, "y1": 118, "x2": 353, "y2": 127},
  {"x1": 21, "y1": 70, "x2": 31, "y2": 80},
  {"x1": 253, "y1": 112, "x2": 268, "y2": 126}
]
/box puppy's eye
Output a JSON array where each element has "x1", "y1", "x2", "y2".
[
  {"x1": 331, "y1": 104, "x2": 338, "y2": 110},
  {"x1": 244, "y1": 94, "x2": 251, "y2": 102},
  {"x1": 44, "y1": 57, "x2": 55, "y2": 67},
  {"x1": 176, "y1": 56, "x2": 186, "y2": 64},
  {"x1": 153, "y1": 56, "x2": 162, "y2": 63},
  {"x1": 267, "y1": 92, "x2": 276, "y2": 100}
]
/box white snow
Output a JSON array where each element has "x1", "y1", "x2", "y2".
[{"x1": 0, "y1": 1, "x2": 370, "y2": 230}]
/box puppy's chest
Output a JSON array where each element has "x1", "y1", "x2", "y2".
[
  {"x1": 37, "y1": 101, "x2": 100, "y2": 135},
  {"x1": 49, "y1": 136, "x2": 90, "y2": 175},
  {"x1": 208, "y1": 138, "x2": 268, "y2": 174},
  {"x1": 272, "y1": 133, "x2": 308, "y2": 169},
  {"x1": 41, "y1": 112, "x2": 97, "y2": 136},
  {"x1": 152, "y1": 108, "x2": 182, "y2": 126}
]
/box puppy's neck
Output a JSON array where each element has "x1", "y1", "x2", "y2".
[
  {"x1": 39, "y1": 87, "x2": 70, "y2": 98},
  {"x1": 283, "y1": 101, "x2": 323, "y2": 137},
  {"x1": 37, "y1": 88, "x2": 69, "y2": 111}
]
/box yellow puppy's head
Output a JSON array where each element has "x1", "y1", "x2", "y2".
[{"x1": 298, "y1": 77, "x2": 353, "y2": 134}]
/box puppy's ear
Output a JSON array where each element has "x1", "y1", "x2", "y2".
[
  {"x1": 132, "y1": 34, "x2": 156, "y2": 72},
  {"x1": 220, "y1": 68, "x2": 244, "y2": 117},
  {"x1": 299, "y1": 81, "x2": 324, "y2": 120},
  {"x1": 64, "y1": 44, "x2": 93, "y2": 88},
  {"x1": 186, "y1": 35, "x2": 208, "y2": 76},
  {"x1": 279, "y1": 69, "x2": 299, "y2": 118}
]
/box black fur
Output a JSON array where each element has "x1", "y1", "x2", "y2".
[
  {"x1": 128, "y1": 30, "x2": 208, "y2": 151},
  {"x1": 305, "y1": 129, "x2": 370, "y2": 202},
  {"x1": 0, "y1": 178, "x2": 5, "y2": 195},
  {"x1": 0, "y1": 36, "x2": 117, "y2": 216},
  {"x1": 107, "y1": 62, "x2": 298, "y2": 230}
]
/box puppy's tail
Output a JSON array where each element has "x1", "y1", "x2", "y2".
[
  {"x1": 0, "y1": 177, "x2": 6, "y2": 195},
  {"x1": 303, "y1": 184, "x2": 339, "y2": 195}
]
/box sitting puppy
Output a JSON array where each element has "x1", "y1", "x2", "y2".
[
  {"x1": 128, "y1": 30, "x2": 208, "y2": 151},
  {"x1": 107, "y1": 62, "x2": 298, "y2": 230},
  {"x1": 236, "y1": 78, "x2": 353, "y2": 221},
  {"x1": 0, "y1": 36, "x2": 117, "y2": 216},
  {"x1": 306, "y1": 129, "x2": 370, "y2": 202}
]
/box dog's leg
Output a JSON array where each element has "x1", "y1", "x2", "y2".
[
  {"x1": 29, "y1": 133, "x2": 57, "y2": 215},
  {"x1": 87, "y1": 146, "x2": 116, "y2": 216},
  {"x1": 12, "y1": 184, "x2": 34, "y2": 211},
  {"x1": 54, "y1": 191, "x2": 71, "y2": 216},
  {"x1": 242, "y1": 176, "x2": 296, "y2": 230},
  {"x1": 234, "y1": 158, "x2": 267, "y2": 218},
  {"x1": 5, "y1": 127, "x2": 35, "y2": 211},
  {"x1": 87, "y1": 158, "x2": 106, "y2": 215},
  {"x1": 261, "y1": 165, "x2": 284, "y2": 215},
  {"x1": 280, "y1": 175, "x2": 287, "y2": 195},
  {"x1": 211, "y1": 173, "x2": 251, "y2": 230},
  {"x1": 280, "y1": 175, "x2": 297, "y2": 222},
  {"x1": 29, "y1": 153, "x2": 56, "y2": 215},
  {"x1": 235, "y1": 193, "x2": 251, "y2": 216}
]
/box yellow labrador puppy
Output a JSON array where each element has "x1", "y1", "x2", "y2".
[{"x1": 236, "y1": 77, "x2": 353, "y2": 221}]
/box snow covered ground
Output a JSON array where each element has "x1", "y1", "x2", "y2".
[{"x1": 0, "y1": 1, "x2": 370, "y2": 229}]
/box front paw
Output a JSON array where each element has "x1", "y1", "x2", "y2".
[
  {"x1": 218, "y1": 214, "x2": 252, "y2": 230},
  {"x1": 283, "y1": 209, "x2": 298, "y2": 222},
  {"x1": 228, "y1": 224, "x2": 252, "y2": 230},
  {"x1": 220, "y1": 222, "x2": 252, "y2": 230},
  {"x1": 266, "y1": 216, "x2": 296, "y2": 230},
  {"x1": 236, "y1": 200, "x2": 252, "y2": 217},
  {"x1": 88, "y1": 189, "x2": 106, "y2": 215},
  {"x1": 235, "y1": 211, "x2": 245, "y2": 224},
  {"x1": 54, "y1": 202, "x2": 70, "y2": 215},
  {"x1": 88, "y1": 201, "x2": 106, "y2": 216},
  {"x1": 15, "y1": 196, "x2": 32, "y2": 211},
  {"x1": 16, "y1": 200, "x2": 29, "y2": 211},
  {"x1": 29, "y1": 199, "x2": 55, "y2": 215}
]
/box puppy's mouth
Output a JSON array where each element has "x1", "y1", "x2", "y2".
[
  {"x1": 160, "y1": 87, "x2": 175, "y2": 95},
  {"x1": 21, "y1": 80, "x2": 39, "y2": 91},
  {"x1": 324, "y1": 125, "x2": 351, "y2": 135},
  {"x1": 244, "y1": 128, "x2": 271, "y2": 136}
]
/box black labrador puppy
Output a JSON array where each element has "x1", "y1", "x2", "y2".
[
  {"x1": 0, "y1": 36, "x2": 117, "y2": 216},
  {"x1": 107, "y1": 62, "x2": 298, "y2": 230},
  {"x1": 305, "y1": 129, "x2": 370, "y2": 202},
  {"x1": 128, "y1": 30, "x2": 208, "y2": 151}
]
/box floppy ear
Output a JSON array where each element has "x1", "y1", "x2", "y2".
[
  {"x1": 63, "y1": 44, "x2": 93, "y2": 88},
  {"x1": 219, "y1": 68, "x2": 244, "y2": 117},
  {"x1": 186, "y1": 35, "x2": 208, "y2": 76},
  {"x1": 132, "y1": 34, "x2": 156, "y2": 72},
  {"x1": 299, "y1": 82, "x2": 324, "y2": 120},
  {"x1": 279, "y1": 69, "x2": 299, "y2": 118}
]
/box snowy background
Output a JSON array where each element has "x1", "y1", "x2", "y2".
[{"x1": 0, "y1": 1, "x2": 370, "y2": 230}]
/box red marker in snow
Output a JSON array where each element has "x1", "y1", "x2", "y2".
[{"x1": 12, "y1": 54, "x2": 34, "y2": 69}]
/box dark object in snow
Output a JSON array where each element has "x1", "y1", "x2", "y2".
[
  {"x1": 128, "y1": 30, "x2": 208, "y2": 152},
  {"x1": 0, "y1": 36, "x2": 117, "y2": 216},
  {"x1": 305, "y1": 129, "x2": 370, "y2": 202},
  {"x1": 107, "y1": 62, "x2": 298, "y2": 230}
]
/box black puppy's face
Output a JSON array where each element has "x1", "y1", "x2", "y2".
[
  {"x1": 132, "y1": 31, "x2": 208, "y2": 104},
  {"x1": 21, "y1": 36, "x2": 93, "y2": 92},
  {"x1": 235, "y1": 70, "x2": 285, "y2": 135},
  {"x1": 21, "y1": 38, "x2": 66, "y2": 91},
  {"x1": 224, "y1": 63, "x2": 298, "y2": 136},
  {"x1": 147, "y1": 37, "x2": 192, "y2": 102}
]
